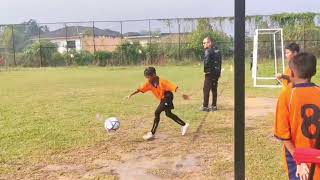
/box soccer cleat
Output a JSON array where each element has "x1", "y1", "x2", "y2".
[
  {"x1": 181, "y1": 123, "x2": 189, "y2": 136},
  {"x1": 143, "y1": 132, "x2": 155, "y2": 140},
  {"x1": 211, "y1": 106, "x2": 218, "y2": 112},
  {"x1": 199, "y1": 106, "x2": 210, "y2": 112}
]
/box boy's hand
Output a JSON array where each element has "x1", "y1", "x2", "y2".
[
  {"x1": 276, "y1": 73, "x2": 283, "y2": 80},
  {"x1": 182, "y1": 94, "x2": 190, "y2": 100},
  {"x1": 125, "y1": 95, "x2": 132, "y2": 100},
  {"x1": 296, "y1": 163, "x2": 309, "y2": 180}
]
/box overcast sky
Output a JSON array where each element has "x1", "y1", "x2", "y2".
[{"x1": 0, "y1": 0, "x2": 319, "y2": 24}]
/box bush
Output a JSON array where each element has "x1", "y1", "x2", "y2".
[
  {"x1": 62, "y1": 51, "x2": 75, "y2": 66},
  {"x1": 94, "y1": 51, "x2": 112, "y2": 66},
  {"x1": 22, "y1": 40, "x2": 57, "y2": 67},
  {"x1": 114, "y1": 41, "x2": 145, "y2": 65},
  {"x1": 51, "y1": 52, "x2": 66, "y2": 67},
  {"x1": 62, "y1": 50, "x2": 94, "y2": 66},
  {"x1": 144, "y1": 43, "x2": 163, "y2": 64},
  {"x1": 73, "y1": 51, "x2": 94, "y2": 66}
]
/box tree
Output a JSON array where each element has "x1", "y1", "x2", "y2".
[
  {"x1": 0, "y1": 19, "x2": 49, "y2": 53},
  {"x1": 23, "y1": 40, "x2": 57, "y2": 67},
  {"x1": 162, "y1": 19, "x2": 173, "y2": 33},
  {"x1": 188, "y1": 19, "x2": 233, "y2": 59}
]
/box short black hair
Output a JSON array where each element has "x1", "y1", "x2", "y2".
[
  {"x1": 289, "y1": 52, "x2": 317, "y2": 79},
  {"x1": 285, "y1": 43, "x2": 300, "y2": 53},
  {"x1": 144, "y1": 67, "x2": 156, "y2": 77},
  {"x1": 205, "y1": 36, "x2": 214, "y2": 43}
]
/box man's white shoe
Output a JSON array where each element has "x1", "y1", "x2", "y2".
[
  {"x1": 143, "y1": 132, "x2": 155, "y2": 140},
  {"x1": 181, "y1": 123, "x2": 189, "y2": 136}
]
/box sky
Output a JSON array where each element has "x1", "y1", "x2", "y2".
[{"x1": 0, "y1": 0, "x2": 319, "y2": 24}]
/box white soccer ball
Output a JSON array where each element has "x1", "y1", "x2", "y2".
[{"x1": 104, "y1": 117, "x2": 120, "y2": 132}]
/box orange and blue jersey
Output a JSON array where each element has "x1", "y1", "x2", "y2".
[
  {"x1": 274, "y1": 82, "x2": 320, "y2": 180},
  {"x1": 138, "y1": 77, "x2": 178, "y2": 101}
]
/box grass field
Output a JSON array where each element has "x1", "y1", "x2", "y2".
[{"x1": 1, "y1": 62, "x2": 318, "y2": 179}]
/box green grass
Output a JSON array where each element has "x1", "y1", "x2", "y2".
[
  {"x1": 246, "y1": 114, "x2": 285, "y2": 179},
  {"x1": 1, "y1": 63, "x2": 319, "y2": 178},
  {"x1": 0, "y1": 66, "x2": 209, "y2": 174}
]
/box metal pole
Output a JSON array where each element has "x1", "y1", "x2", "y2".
[
  {"x1": 11, "y1": 25, "x2": 16, "y2": 66},
  {"x1": 38, "y1": 26, "x2": 42, "y2": 68},
  {"x1": 234, "y1": 0, "x2": 245, "y2": 179},
  {"x1": 178, "y1": 19, "x2": 181, "y2": 61},
  {"x1": 65, "y1": 24, "x2": 68, "y2": 53},
  {"x1": 252, "y1": 30, "x2": 258, "y2": 86},
  {"x1": 273, "y1": 33, "x2": 277, "y2": 75},
  {"x1": 93, "y1": 21, "x2": 96, "y2": 54},
  {"x1": 303, "y1": 23, "x2": 306, "y2": 51},
  {"x1": 280, "y1": 29, "x2": 285, "y2": 73},
  {"x1": 148, "y1": 19, "x2": 152, "y2": 64},
  {"x1": 120, "y1": 21, "x2": 123, "y2": 66}
]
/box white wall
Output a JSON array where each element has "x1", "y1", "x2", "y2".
[{"x1": 50, "y1": 38, "x2": 82, "y2": 54}]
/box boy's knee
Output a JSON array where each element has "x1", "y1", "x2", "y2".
[
  {"x1": 165, "y1": 110, "x2": 173, "y2": 117},
  {"x1": 154, "y1": 110, "x2": 161, "y2": 117}
]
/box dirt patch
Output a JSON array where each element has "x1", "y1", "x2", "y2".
[
  {"x1": 246, "y1": 97, "x2": 276, "y2": 118},
  {"x1": 245, "y1": 97, "x2": 277, "y2": 128}
]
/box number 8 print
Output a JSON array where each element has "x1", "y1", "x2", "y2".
[{"x1": 301, "y1": 104, "x2": 320, "y2": 139}]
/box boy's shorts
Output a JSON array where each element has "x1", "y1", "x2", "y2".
[
  {"x1": 284, "y1": 148, "x2": 299, "y2": 180},
  {"x1": 163, "y1": 91, "x2": 174, "y2": 110}
]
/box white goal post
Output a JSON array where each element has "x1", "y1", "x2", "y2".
[{"x1": 252, "y1": 28, "x2": 285, "y2": 88}]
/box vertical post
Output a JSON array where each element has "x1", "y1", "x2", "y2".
[
  {"x1": 273, "y1": 33, "x2": 277, "y2": 75},
  {"x1": 148, "y1": 19, "x2": 152, "y2": 65},
  {"x1": 192, "y1": 19, "x2": 195, "y2": 32},
  {"x1": 252, "y1": 30, "x2": 258, "y2": 85},
  {"x1": 11, "y1": 25, "x2": 17, "y2": 66},
  {"x1": 38, "y1": 26, "x2": 42, "y2": 68},
  {"x1": 4, "y1": 25, "x2": 7, "y2": 69},
  {"x1": 303, "y1": 23, "x2": 306, "y2": 51},
  {"x1": 65, "y1": 24, "x2": 68, "y2": 53},
  {"x1": 280, "y1": 29, "x2": 285, "y2": 73},
  {"x1": 120, "y1": 21, "x2": 123, "y2": 66},
  {"x1": 93, "y1": 21, "x2": 96, "y2": 54},
  {"x1": 234, "y1": 0, "x2": 245, "y2": 179},
  {"x1": 178, "y1": 19, "x2": 181, "y2": 61}
]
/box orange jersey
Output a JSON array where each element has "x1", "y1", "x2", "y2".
[
  {"x1": 138, "y1": 78, "x2": 178, "y2": 100},
  {"x1": 282, "y1": 67, "x2": 292, "y2": 90},
  {"x1": 274, "y1": 83, "x2": 320, "y2": 179}
]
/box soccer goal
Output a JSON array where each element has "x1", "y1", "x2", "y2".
[{"x1": 252, "y1": 28, "x2": 285, "y2": 88}]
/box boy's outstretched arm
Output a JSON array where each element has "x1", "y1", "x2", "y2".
[
  {"x1": 126, "y1": 90, "x2": 140, "y2": 99},
  {"x1": 276, "y1": 73, "x2": 291, "y2": 83},
  {"x1": 175, "y1": 88, "x2": 191, "y2": 100}
]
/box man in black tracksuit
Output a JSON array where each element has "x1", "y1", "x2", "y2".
[{"x1": 200, "y1": 37, "x2": 222, "y2": 112}]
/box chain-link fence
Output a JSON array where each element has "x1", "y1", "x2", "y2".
[{"x1": 0, "y1": 15, "x2": 319, "y2": 68}]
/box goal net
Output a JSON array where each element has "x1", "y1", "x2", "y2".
[{"x1": 252, "y1": 28, "x2": 285, "y2": 88}]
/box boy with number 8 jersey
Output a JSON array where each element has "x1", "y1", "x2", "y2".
[{"x1": 274, "y1": 52, "x2": 320, "y2": 180}]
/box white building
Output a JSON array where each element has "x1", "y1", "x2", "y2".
[{"x1": 36, "y1": 26, "x2": 121, "y2": 53}]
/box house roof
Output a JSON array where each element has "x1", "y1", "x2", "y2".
[
  {"x1": 38, "y1": 26, "x2": 121, "y2": 39},
  {"x1": 123, "y1": 32, "x2": 142, "y2": 37},
  {"x1": 32, "y1": 26, "x2": 190, "y2": 41}
]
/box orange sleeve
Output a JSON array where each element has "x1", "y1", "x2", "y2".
[
  {"x1": 274, "y1": 89, "x2": 291, "y2": 140},
  {"x1": 161, "y1": 79, "x2": 178, "y2": 92},
  {"x1": 138, "y1": 82, "x2": 150, "y2": 93}
]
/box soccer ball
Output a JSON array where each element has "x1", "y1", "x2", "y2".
[{"x1": 104, "y1": 117, "x2": 120, "y2": 132}]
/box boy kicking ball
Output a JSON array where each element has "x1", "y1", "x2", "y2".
[{"x1": 126, "y1": 67, "x2": 190, "y2": 141}]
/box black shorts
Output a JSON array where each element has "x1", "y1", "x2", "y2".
[{"x1": 162, "y1": 91, "x2": 174, "y2": 110}]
